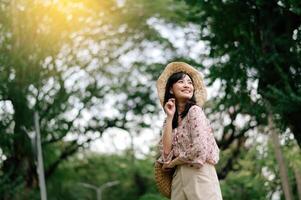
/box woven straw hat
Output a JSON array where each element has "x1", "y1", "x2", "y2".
[
  {"x1": 154, "y1": 162, "x2": 174, "y2": 198},
  {"x1": 156, "y1": 62, "x2": 207, "y2": 107}
]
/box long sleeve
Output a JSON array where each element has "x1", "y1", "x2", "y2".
[
  {"x1": 157, "y1": 119, "x2": 174, "y2": 163},
  {"x1": 178, "y1": 105, "x2": 219, "y2": 166}
]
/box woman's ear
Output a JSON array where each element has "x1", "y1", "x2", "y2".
[{"x1": 169, "y1": 89, "x2": 173, "y2": 94}]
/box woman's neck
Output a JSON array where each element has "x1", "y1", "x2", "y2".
[{"x1": 177, "y1": 101, "x2": 186, "y2": 115}]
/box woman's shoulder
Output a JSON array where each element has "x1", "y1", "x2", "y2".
[
  {"x1": 189, "y1": 104, "x2": 203, "y2": 113},
  {"x1": 187, "y1": 105, "x2": 204, "y2": 118}
]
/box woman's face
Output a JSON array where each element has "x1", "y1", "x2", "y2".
[{"x1": 170, "y1": 74, "x2": 194, "y2": 102}]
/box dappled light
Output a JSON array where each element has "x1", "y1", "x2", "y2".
[{"x1": 1, "y1": 0, "x2": 301, "y2": 199}]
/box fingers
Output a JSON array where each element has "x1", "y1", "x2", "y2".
[
  {"x1": 165, "y1": 98, "x2": 175, "y2": 108},
  {"x1": 168, "y1": 98, "x2": 175, "y2": 104},
  {"x1": 164, "y1": 98, "x2": 176, "y2": 116},
  {"x1": 162, "y1": 163, "x2": 173, "y2": 171}
]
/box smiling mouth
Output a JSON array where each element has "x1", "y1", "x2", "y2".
[{"x1": 181, "y1": 90, "x2": 191, "y2": 94}]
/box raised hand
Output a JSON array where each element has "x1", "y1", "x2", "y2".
[{"x1": 164, "y1": 98, "x2": 176, "y2": 118}]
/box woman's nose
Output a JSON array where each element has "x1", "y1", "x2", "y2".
[{"x1": 183, "y1": 82, "x2": 190, "y2": 87}]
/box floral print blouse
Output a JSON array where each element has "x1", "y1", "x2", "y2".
[{"x1": 157, "y1": 105, "x2": 220, "y2": 168}]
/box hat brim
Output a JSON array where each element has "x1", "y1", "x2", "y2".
[{"x1": 156, "y1": 62, "x2": 207, "y2": 107}]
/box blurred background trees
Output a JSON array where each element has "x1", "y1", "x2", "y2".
[
  {"x1": 0, "y1": 0, "x2": 184, "y2": 198},
  {"x1": 181, "y1": 0, "x2": 301, "y2": 147},
  {"x1": 0, "y1": 0, "x2": 300, "y2": 199}
]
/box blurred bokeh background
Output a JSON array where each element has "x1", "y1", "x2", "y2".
[{"x1": 0, "y1": 0, "x2": 301, "y2": 199}]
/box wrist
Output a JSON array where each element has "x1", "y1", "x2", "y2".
[
  {"x1": 166, "y1": 116, "x2": 173, "y2": 122},
  {"x1": 174, "y1": 157, "x2": 184, "y2": 165}
]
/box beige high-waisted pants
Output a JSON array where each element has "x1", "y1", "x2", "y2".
[{"x1": 171, "y1": 163, "x2": 223, "y2": 200}]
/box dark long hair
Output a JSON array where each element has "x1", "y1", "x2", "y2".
[{"x1": 163, "y1": 72, "x2": 196, "y2": 129}]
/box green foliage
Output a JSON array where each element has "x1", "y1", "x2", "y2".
[
  {"x1": 221, "y1": 146, "x2": 271, "y2": 200},
  {"x1": 46, "y1": 150, "x2": 166, "y2": 200},
  {"x1": 2, "y1": 0, "x2": 301, "y2": 199},
  {"x1": 220, "y1": 138, "x2": 301, "y2": 200},
  {"x1": 139, "y1": 193, "x2": 166, "y2": 200},
  {"x1": 45, "y1": 139, "x2": 301, "y2": 200},
  {"x1": 180, "y1": 0, "x2": 301, "y2": 147},
  {"x1": 0, "y1": 0, "x2": 190, "y2": 197}
]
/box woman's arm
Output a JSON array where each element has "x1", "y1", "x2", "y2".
[
  {"x1": 162, "y1": 117, "x2": 173, "y2": 159},
  {"x1": 160, "y1": 98, "x2": 176, "y2": 162},
  {"x1": 163, "y1": 157, "x2": 185, "y2": 169}
]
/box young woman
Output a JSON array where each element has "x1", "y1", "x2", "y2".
[{"x1": 156, "y1": 62, "x2": 223, "y2": 200}]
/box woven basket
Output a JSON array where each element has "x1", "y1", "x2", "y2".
[{"x1": 154, "y1": 162, "x2": 175, "y2": 198}]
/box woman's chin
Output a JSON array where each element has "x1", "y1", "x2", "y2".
[{"x1": 177, "y1": 96, "x2": 193, "y2": 102}]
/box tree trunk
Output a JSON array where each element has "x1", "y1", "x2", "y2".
[
  {"x1": 293, "y1": 165, "x2": 301, "y2": 200},
  {"x1": 290, "y1": 118, "x2": 301, "y2": 149},
  {"x1": 269, "y1": 116, "x2": 293, "y2": 200}
]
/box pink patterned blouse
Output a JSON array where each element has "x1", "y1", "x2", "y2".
[{"x1": 157, "y1": 105, "x2": 220, "y2": 168}]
